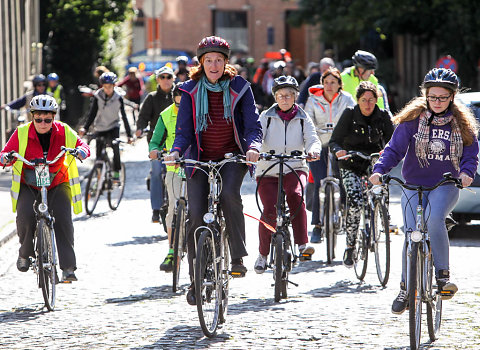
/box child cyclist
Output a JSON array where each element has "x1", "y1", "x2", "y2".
[
  {"x1": 370, "y1": 68, "x2": 479, "y2": 314},
  {"x1": 149, "y1": 83, "x2": 184, "y2": 272}
]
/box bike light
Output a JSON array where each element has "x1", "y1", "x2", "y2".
[
  {"x1": 334, "y1": 192, "x2": 341, "y2": 199},
  {"x1": 38, "y1": 203, "x2": 48, "y2": 213},
  {"x1": 203, "y1": 213, "x2": 215, "y2": 224},
  {"x1": 320, "y1": 192, "x2": 325, "y2": 200},
  {"x1": 411, "y1": 230, "x2": 423, "y2": 242},
  {"x1": 371, "y1": 185, "x2": 383, "y2": 195}
]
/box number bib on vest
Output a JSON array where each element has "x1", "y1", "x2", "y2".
[{"x1": 35, "y1": 165, "x2": 51, "y2": 187}]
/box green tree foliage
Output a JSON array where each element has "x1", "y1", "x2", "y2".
[{"x1": 290, "y1": 0, "x2": 480, "y2": 87}]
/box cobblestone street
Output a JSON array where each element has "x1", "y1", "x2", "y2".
[{"x1": 0, "y1": 140, "x2": 479, "y2": 349}]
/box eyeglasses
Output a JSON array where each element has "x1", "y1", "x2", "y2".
[
  {"x1": 426, "y1": 95, "x2": 451, "y2": 102},
  {"x1": 276, "y1": 94, "x2": 294, "y2": 100},
  {"x1": 158, "y1": 75, "x2": 173, "y2": 80},
  {"x1": 359, "y1": 98, "x2": 377, "y2": 104},
  {"x1": 35, "y1": 83, "x2": 46, "y2": 87},
  {"x1": 34, "y1": 118, "x2": 53, "y2": 124}
]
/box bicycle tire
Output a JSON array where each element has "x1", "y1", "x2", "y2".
[
  {"x1": 219, "y1": 230, "x2": 230, "y2": 324},
  {"x1": 408, "y1": 242, "x2": 422, "y2": 350},
  {"x1": 354, "y1": 207, "x2": 368, "y2": 280},
  {"x1": 108, "y1": 163, "x2": 126, "y2": 210},
  {"x1": 325, "y1": 184, "x2": 335, "y2": 264},
  {"x1": 172, "y1": 200, "x2": 187, "y2": 293},
  {"x1": 195, "y1": 230, "x2": 220, "y2": 338},
  {"x1": 373, "y1": 201, "x2": 390, "y2": 286},
  {"x1": 36, "y1": 219, "x2": 57, "y2": 311},
  {"x1": 273, "y1": 234, "x2": 284, "y2": 302},
  {"x1": 85, "y1": 163, "x2": 103, "y2": 215},
  {"x1": 426, "y1": 245, "x2": 442, "y2": 341}
]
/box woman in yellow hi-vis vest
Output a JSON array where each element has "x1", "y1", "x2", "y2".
[{"x1": 0, "y1": 95, "x2": 90, "y2": 282}]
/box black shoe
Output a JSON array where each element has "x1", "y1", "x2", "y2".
[
  {"x1": 186, "y1": 282, "x2": 196, "y2": 306},
  {"x1": 231, "y1": 258, "x2": 247, "y2": 277},
  {"x1": 436, "y1": 270, "x2": 458, "y2": 300},
  {"x1": 16, "y1": 256, "x2": 30, "y2": 272},
  {"x1": 310, "y1": 226, "x2": 323, "y2": 243},
  {"x1": 392, "y1": 284, "x2": 408, "y2": 314},
  {"x1": 152, "y1": 210, "x2": 160, "y2": 223},
  {"x1": 159, "y1": 254, "x2": 174, "y2": 272},
  {"x1": 62, "y1": 269, "x2": 78, "y2": 282},
  {"x1": 343, "y1": 247, "x2": 354, "y2": 268}
]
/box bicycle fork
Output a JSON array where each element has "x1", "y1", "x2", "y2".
[{"x1": 319, "y1": 177, "x2": 342, "y2": 228}]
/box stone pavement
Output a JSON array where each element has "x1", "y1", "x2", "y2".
[{"x1": 0, "y1": 138, "x2": 479, "y2": 349}]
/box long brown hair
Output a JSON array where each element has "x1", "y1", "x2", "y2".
[
  {"x1": 393, "y1": 91, "x2": 479, "y2": 146},
  {"x1": 189, "y1": 54, "x2": 237, "y2": 81}
]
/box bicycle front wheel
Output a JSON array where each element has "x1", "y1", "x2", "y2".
[
  {"x1": 325, "y1": 184, "x2": 335, "y2": 264},
  {"x1": 408, "y1": 242, "x2": 422, "y2": 350},
  {"x1": 219, "y1": 231, "x2": 230, "y2": 324},
  {"x1": 426, "y1": 246, "x2": 442, "y2": 341},
  {"x1": 195, "y1": 230, "x2": 220, "y2": 338},
  {"x1": 85, "y1": 163, "x2": 103, "y2": 215},
  {"x1": 172, "y1": 200, "x2": 187, "y2": 293},
  {"x1": 108, "y1": 163, "x2": 126, "y2": 210},
  {"x1": 273, "y1": 233, "x2": 285, "y2": 302},
  {"x1": 354, "y1": 207, "x2": 368, "y2": 280},
  {"x1": 36, "y1": 219, "x2": 57, "y2": 311},
  {"x1": 373, "y1": 201, "x2": 390, "y2": 286}
]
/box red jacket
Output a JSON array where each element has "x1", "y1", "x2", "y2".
[{"x1": 0, "y1": 122, "x2": 90, "y2": 189}]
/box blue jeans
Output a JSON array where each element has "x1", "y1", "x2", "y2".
[
  {"x1": 400, "y1": 184, "x2": 459, "y2": 283},
  {"x1": 150, "y1": 160, "x2": 165, "y2": 210},
  {"x1": 308, "y1": 147, "x2": 328, "y2": 225}
]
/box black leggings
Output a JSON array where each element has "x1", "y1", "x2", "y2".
[{"x1": 96, "y1": 127, "x2": 121, "y2": 171}]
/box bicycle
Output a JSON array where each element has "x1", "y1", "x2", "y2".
[
  {"x1": 84, "y1": 135, "x2": 126, "y2": 215},
  {"x1": 176, "y1": 154, "x2": 247, "y2": 337},
  {"x1": 4, "y1": 106, "x2": 27, "y2": 141},
  {"x1": 162, "y1": 157, "x2": 188, "y2": 293},
  {"x1": 255, "y1": 150, "x2": 310, "y2": 302},
  {"x1": 5, "y1": 146, "x2": 80, "y2": 311},
  {"x1": 338, "y1": 150, "x2": 390, "y2": 286},
  {"x1": 383, "y1": 173, "x2": 463, "y2": 350}
]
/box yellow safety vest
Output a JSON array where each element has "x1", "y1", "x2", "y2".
[
  {"x1": 47, "y1": 85, "x2": 63, "y2": 105},
  {"x1": 341, "y1": 67, "x2": 385, "y2": 109},
  {"x1": 11, "y1": 122, "x2": 83, "y2": 214}
]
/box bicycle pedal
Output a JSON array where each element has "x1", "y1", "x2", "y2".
[
  {"x1": 59, "y1": 279, "x2": 72, "y2": 284},
  {"x1": 229, "y1": 271, "x2": 246, "y2": 278},
  {"x1": 299, "y1": 253, "x2": 312, "y2": 261}
]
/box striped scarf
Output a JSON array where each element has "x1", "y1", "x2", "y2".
[{"x1": 415, "y1": 110, "x2": 463, "y2": 171}]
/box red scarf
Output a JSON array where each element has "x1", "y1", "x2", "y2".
[{"x1": 277, "y1": 104, "x2": 299, "y2": 121}]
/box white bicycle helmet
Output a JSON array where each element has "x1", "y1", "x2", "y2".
[{"x1": 30, "y1": 94, "x2": 58, "y2": 114}]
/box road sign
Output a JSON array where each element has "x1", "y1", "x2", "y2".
[{"x1": 436, "y1": 55, "x2": 458, "y2": 73}]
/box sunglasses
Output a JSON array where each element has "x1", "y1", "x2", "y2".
[
  {"x1": 159, "y1": 75, "x2": 173, "y2": 80},
  {"x1": 35, "y1": 83, "x2": 46, "y2": 87},
  {"x1": 34, "y1": 118, "x2": 53, "y2": 124}
]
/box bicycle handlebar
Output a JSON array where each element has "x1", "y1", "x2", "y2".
[
  {"x1": 259, "y1": 150, "x2": 311, "y2": 161},
  {"x1": 337, "y1": 150, "x2": 380, "y2": 161},
  {"x1": 6, "y1": 147, "x2": 80, "y2": 167},
  {"x1": 382, "y1": 173, "x2": 463, "y2": 191}
]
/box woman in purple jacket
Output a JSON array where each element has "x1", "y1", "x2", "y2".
[
  {"x1": 370, "y1": 68, "x2": 479, "y2": 314},
  {"x1": 165, "y1": 36, "x2": 262, "y2": 305}
]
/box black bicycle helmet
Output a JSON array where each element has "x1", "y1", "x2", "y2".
[
  {"x1": 30, "y1": 94, "x2": 58, "y2": 113},
  {"x1": 32, "y1": 74, "x2": 47, "y2": 86},
  {"x1": 99, "y1": 72, "x2": 118, "y2": 85},
  {"x1": 272, "y1": 75, "x2": 299, "y2": 95},
  {"x1": 173, "y1": 82, "x2": 184, "y2": 97},
  {"x1": 422, "y1": 68, "x2": 459, "y2": 91},
  {"x1": 352, "y1": 50, "x2": 378, "y2": 70}
]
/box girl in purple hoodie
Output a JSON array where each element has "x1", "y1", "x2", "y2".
[{"x1": 370, "y1": 68, "x2": 479, "y2": 315}]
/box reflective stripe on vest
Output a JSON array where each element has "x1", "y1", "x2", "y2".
[
  {"x1": 10, "y1": 123, "x2": 30, "y2": 212},
  {"x1": 47, "y1": 85, "x2": 62, "y2": 105}
]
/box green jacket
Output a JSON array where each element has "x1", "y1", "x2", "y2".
[
  {"x1": 149, "y1": 103, "x2": 179, "y2": 172},
  {"x1": 341, "y1": 67, "x2": 385, "y2": 109}
]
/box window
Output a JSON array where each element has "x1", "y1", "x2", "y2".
[{"x1": 213, "y1": 11, "x2": 248, "y2": 53}]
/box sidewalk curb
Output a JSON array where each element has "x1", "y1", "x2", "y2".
[{"x1": 0, "y1": 228, "x2": 16, "y2": 248}]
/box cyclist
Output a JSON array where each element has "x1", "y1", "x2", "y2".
[
  {"x1": 1, "y1": 74, "x2": 50, "y2": 121},
  {"x1": 117, "y1": 67, "x2": 145, "y2": 105},
  {"x1": 341, "y1": 50, "x2": 385, "y2": 109},
  {"x1": 304, "y1": 67, "x2": 356, "y2": 243},
  {"x1": 174, "y1": 55, "x2": 190, "y2": 83},
  {"x1": 164, "y1": 35, "x2": 262, "y2": 305},
  {"x1": 149, "y1": 82, "x2": 184, "y2": 272},
  {"x1": 369, "y1": 68, "x2": 479, "y2": 313},
  {"x1": 46, "y1": 73, "x2": 66, "y2": 121},
  {"x1": 329, "y1": 81, "x2": 394, "y2": 268},
  {"x1": 254, "y1": 75, "x2": 321, "y2": 273},
  {"x1": 136, "y1": 65, "x2": 175, "y2": 223},
  {"x1": 78, "y1": 72, "x2": 133, "y2": 181},
  {"x1": 297, "y1": 57, "x2": 335, "y2": 108},
  {"x1": 0, "y1": 95, "x2": 90, "y2": 281}
]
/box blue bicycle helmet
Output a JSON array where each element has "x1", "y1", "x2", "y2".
[
  {"x1": 99, "y1": 72, "x2": 118, "y2": 85},
  {"x1": 47, "y1": 73, "x2": 59, "y2": 81},
  {"x1": 30, "y1": 94, "x2": 58, "y2": 113},
  {"x1": 352, "y1": 50, "x2": 378, "y2": 70},
  {"x1": 422, "y1": 68, "x2": 459, "y2": 91},
  {"x1": 32, "y1": 74, "x2": 47, "y2": 86},
  {"x1": 272, "y1": 75, "x2": 299, "y2": 95}
]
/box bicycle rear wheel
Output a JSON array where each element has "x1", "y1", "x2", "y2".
[
  {"x1": 273, "y1": 233, "x2": 285, "y2": 302},
  {"x1": 325, "y1": 184, "x2": 335, "y2": 264},
  {"x1": 373, "y1": 201, "x2": 390, "y2": 286},
  {"x1": 354, "y1": 208, "x2": 368, "y2": 280},
  {"x1": 108, "y1": 163, "x2": 126, "y2": 210},
  {"x1": 36, "y1": 219, "x2": 57, "y2": 311},
  {"x1": 85, "y1": 163, "x2": 103, "y2": 215},
  {"x1": 195, "y1": 230, "x2": 220, "y2": 338},
  {"x1": 408, "y1": 242, "x2": 422, "y2": 350},
  {"x1": 172, "y1": 200, "x2": 187, "y2": 293},
  {"x1": 427, "y1": 246, "x2": 442, "y2": 341}
]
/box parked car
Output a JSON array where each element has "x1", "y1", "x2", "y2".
[
  {"x1": 451, "y1": 92, "x2": 480, "y2": 225},
  {"x1": 125, "y1": 49, "x2": 193, "y2": 73}
]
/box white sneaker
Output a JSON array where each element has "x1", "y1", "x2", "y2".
[{"x1": 254, "y1": 254, "x2": 267, "y2": 274}]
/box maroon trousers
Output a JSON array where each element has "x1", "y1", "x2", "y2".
[{"x1": 257, "y1": 171, "x2": 308, "y2": 256}]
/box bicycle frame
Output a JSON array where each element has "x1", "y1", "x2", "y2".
[{"x1": 318, "y1": 151, "x2": 342, "y2": 230}]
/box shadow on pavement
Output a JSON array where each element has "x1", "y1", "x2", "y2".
[
  {"x1": 305, "y1": 279, "x2": 380, "y2": 298},
  {"x1": 449, "y1": 224, "x2": 480, "y2": 247},
  {"x1": 107, "y1": 235, "x2": 166, "y2": 247},
  {"x1": 132, "y1": 325, "x2": 230, "y2": 349},
  {"x1": 73, "y1": 211, "x2": 110, "y2": 222},
  {"x1": 290, "y1": 259, "x2": 343, "y2": 274},
  {"x1": 384, "y1": 340, "x2": 435, "y2": 350},
  {"x1": 227, "y1": 297, "x2": 299, "y2": 316},
  {"x1": 105, "y1": 284, "x2": 188, "y2": 305},
  {"x1": 0, "y1": 306, "x2": 46, "y2": 324}
]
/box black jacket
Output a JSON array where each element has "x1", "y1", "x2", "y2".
[
  {"x1": 136, "y1": 86, "x2": 173, "y2": 142},
  {"x1": 329, "y1": 105, "x2": 394, "y2": 174}
]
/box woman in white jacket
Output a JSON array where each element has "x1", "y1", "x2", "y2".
[
  {"x1": 304, "y1": 68, "x2": 356, "y2": 243},
  {"x1": 254, "y1": 76, "x2": 322, "y2": 273}
]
